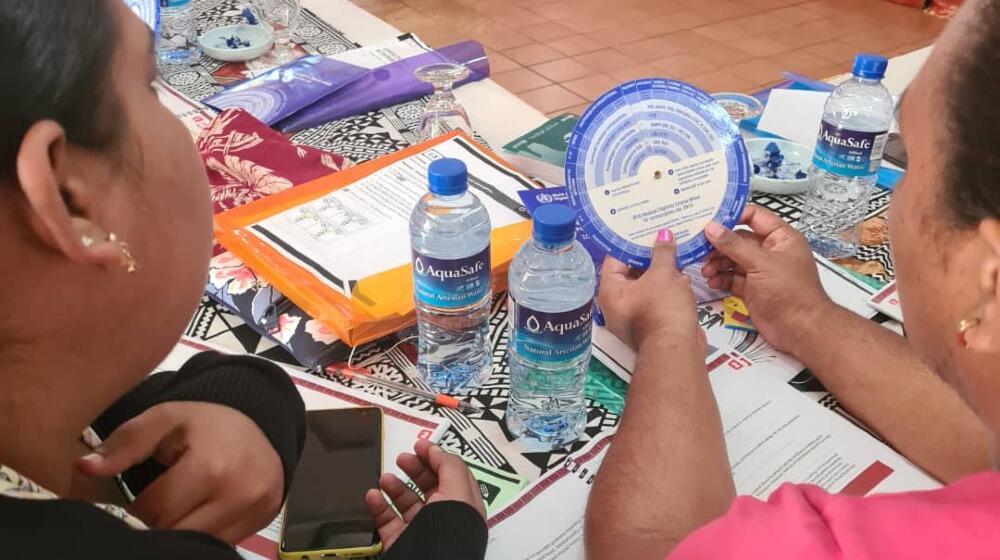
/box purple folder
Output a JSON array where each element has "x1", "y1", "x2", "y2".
[
  {"x1": 276, "y1": 40, "x2": 490, "y2": 133},
  {"x1": 202, "y1": 56, "x2": 368, "y2": 125}
]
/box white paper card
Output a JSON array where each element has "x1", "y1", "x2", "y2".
[
  {"x1": 327, "y1": 38, "x2": 429, "y2": 69},
  {"x1": 756, "y1": 89, "x2": 831, "y2": 149}
]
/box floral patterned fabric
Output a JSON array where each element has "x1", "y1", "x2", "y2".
[
  {"x1": 198, "y1": 108, "x2": 352, "y2": 218},
  {"x1": 205, "y1": 251, "x2": 352, "y2": 368},
  {"x1": 200, "y1": 108, "x2": 355, "y2": 367}
]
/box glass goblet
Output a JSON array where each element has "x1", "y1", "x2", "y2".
[
  {"x1": 415, "y1": 62, "x2": 473, "y2": 141},
  {"x1": 252, "y1": 0, "x2": 302, "y2": 65}
]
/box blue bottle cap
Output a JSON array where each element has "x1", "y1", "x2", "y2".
[
  {"x1": 533, "y1": 203, "x2": 577, "y2": 245},
  {"x1": 852, "y1": 53, "x2": 888, "y2": 80},
  {"x1": 427, "y1": 158, "x2": 468, "y2": 196}
]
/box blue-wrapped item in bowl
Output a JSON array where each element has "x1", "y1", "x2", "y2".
[
  {"x1": 746, "y1": 138, "x2": 811, "y2": 195},
  {"x1": 199, "y1": 24, "x2": 273, "y2": 62}
]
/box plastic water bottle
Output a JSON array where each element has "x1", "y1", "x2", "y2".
[
  {"x1": 410, "y1": 159, "x2": 493, "y2": 392},
  {"x1": 799, "y1": 53, "x2": 894, "y2": 258},
  {"x1": 506, "y1": 204, "x2": 595, "y2": 450},
  {"x1": 156, "y1": 0, "x2": 201, "y2": 65}
]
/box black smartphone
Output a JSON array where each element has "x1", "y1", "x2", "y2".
[
  {"x1": 279, "y1": 408, "x2": 383, "y2": 559},
  {"x1": 883, "y1": 132, "x2": 908, "y2": 169}
]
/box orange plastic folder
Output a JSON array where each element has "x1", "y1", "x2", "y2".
[{"x1": 214, "y1": 131, "x2": 534, "y2": 347}]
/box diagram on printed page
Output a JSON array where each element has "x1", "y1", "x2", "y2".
[{"x1": 290, "y1": 197, "x2": 372, "y2": 241}]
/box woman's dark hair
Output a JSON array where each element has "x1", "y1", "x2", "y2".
[
  {"x1": 945, "y1": 0, "x2": 1000, "y2": 226},
  {"x1": 0, "y1": 0, "x2": 121, "y2": 179}
]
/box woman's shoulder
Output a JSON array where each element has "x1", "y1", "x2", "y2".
[
  {"x1": 670, "y1": 473, "x2": 1000, "y2": 560},
  {"x1": 802, "y1": 470, "x2": 1000, "y2": 520},
  {"x1": 0, "y1": 494, "x2": 240, "y2": 560}
]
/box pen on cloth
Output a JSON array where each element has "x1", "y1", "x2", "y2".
[{"x1": 319, "y1": 365, "x2": 484, "y2": 414}]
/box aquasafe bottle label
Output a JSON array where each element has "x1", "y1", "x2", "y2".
[
  {"x1": 812, "y1": 120, "x2": 889, "y2": 177},
  {"x1": 510, "y1": 298, "x2": 593, "y2": 363},
  {"x1": 412, "y1": 246, "x2": 490, "y2": 309}
]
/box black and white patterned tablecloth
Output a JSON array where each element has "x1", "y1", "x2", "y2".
[
  {"x1": 176, "y1": 0, "x2": 897, "y2": 482},
  {"x1": 174, "y1": 0, "x2": 622, "y2": 481}
]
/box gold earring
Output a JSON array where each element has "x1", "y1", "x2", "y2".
[
  {"x1": 107, "y1": 232, "x2": 138, "y2": 274},
  {"x1": 957, "y1": 317, "x2": 981, "y2": 349}
]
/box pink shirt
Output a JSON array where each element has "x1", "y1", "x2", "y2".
[{"x1": 669, "y1": 472, "x2": 1000, "y2": 559}]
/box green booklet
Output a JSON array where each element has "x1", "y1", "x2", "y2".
[
  {"x1": 502, "y1": 113, "x2": 578, "y2": 185},
  {"x1": 585, "y1": 358, "x2": 628, "y2": 415},
  {"x1": 464, "y1": 457, "x2": 529, "y2": 516}
]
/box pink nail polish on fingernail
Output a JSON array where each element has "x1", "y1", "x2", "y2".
[{"x1": 656, "y1": 229, "x2": 673, "y2": 243}]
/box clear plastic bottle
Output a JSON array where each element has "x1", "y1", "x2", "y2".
[
  {"x1": 409, "y1": 159, "x2": 493, "y2": 393},
  {"x1": 799, "y1": 53, "x2": 894, "y2": 259},
  {"x1": 156, "y1": 0, "x2": 201, "y2": 65},
  {"x1": 506, "y1": 204, "x2": 595, "y2": 450}
]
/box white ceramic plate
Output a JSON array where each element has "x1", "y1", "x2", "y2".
[
  {"x1": 746, "y1": 137, "x2": 811, "y2": 195},
  {"x1": 199, "y1": 24, "x2": 273, "y2": 63}
]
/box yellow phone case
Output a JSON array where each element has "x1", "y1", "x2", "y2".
[{"x1": 278, "y1": 408, "x2": 385, "y2": 560}]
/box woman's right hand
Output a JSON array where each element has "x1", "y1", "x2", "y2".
[
  {"x1": 365, "y1": 441, "x2": 485, "y2": 551},
  {"x1": 701, "y1": 205, "x2": 835, "y2": 355}
]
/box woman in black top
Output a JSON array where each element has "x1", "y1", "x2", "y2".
[{"x1": 0, "y1": 1, "x2": 487, "y2": 558}]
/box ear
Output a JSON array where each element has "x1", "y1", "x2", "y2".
[
  {"x1": 16, "y1": 120, "x2": 121, "y2": 269},
  {"x1": 963, "y1": 219, "x2": 1000, "y2": 352}
]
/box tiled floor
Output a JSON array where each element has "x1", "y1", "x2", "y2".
[{"x1": 348, "y1": 0, "x2": 947, "y2": 117}]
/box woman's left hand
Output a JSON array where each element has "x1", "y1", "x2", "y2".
[
  {"x1": 598, "y1": 229, "x2": 704, "y2": 352},
  {"x1": 76, "y1": 401, "x2": 284, "y2": 544}
]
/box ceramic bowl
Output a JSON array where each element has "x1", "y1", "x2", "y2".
[
  {"x1": 199, "y1": 24, "x2": 273, "y2": 63},
  {"x1": 746, "y1": 137, "x2": 811, "y2": 195},
  {"x1": 712, "y1": 92, "x2": 764, "y2": 124}
]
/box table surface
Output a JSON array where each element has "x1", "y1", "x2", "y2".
[{"x1": 174, "y1": 0, "x2": 930, "y2": 486}]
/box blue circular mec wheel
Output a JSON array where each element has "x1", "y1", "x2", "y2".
[{"x1": 565, "y1": 78, "x2": 750, "y2": 269}]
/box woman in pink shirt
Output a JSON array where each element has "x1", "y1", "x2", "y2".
[{"x1": 586, "y1": 1, "x2": 1000, "y2": 558}]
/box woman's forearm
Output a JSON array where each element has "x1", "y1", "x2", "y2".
[
  {"x1": 791, "y1": 303, "x2": 989, "y2": 482},
  {"x1": 585, "y1": 331, "x2": 735, "y2": 560}
]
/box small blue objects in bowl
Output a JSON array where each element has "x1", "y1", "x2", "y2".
[
  {"x1": 746, "y1": 138, "x2": 811, "y2": 195},
  {"x1": 755, "y1": 141, "x2": 807, "y2": 180},
  {"x1": 225, "y1": 35, "x2": 253, "y2": 49},
  {"x1": 199, "y1": 24, "x2": 273, "y2": 63}
]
